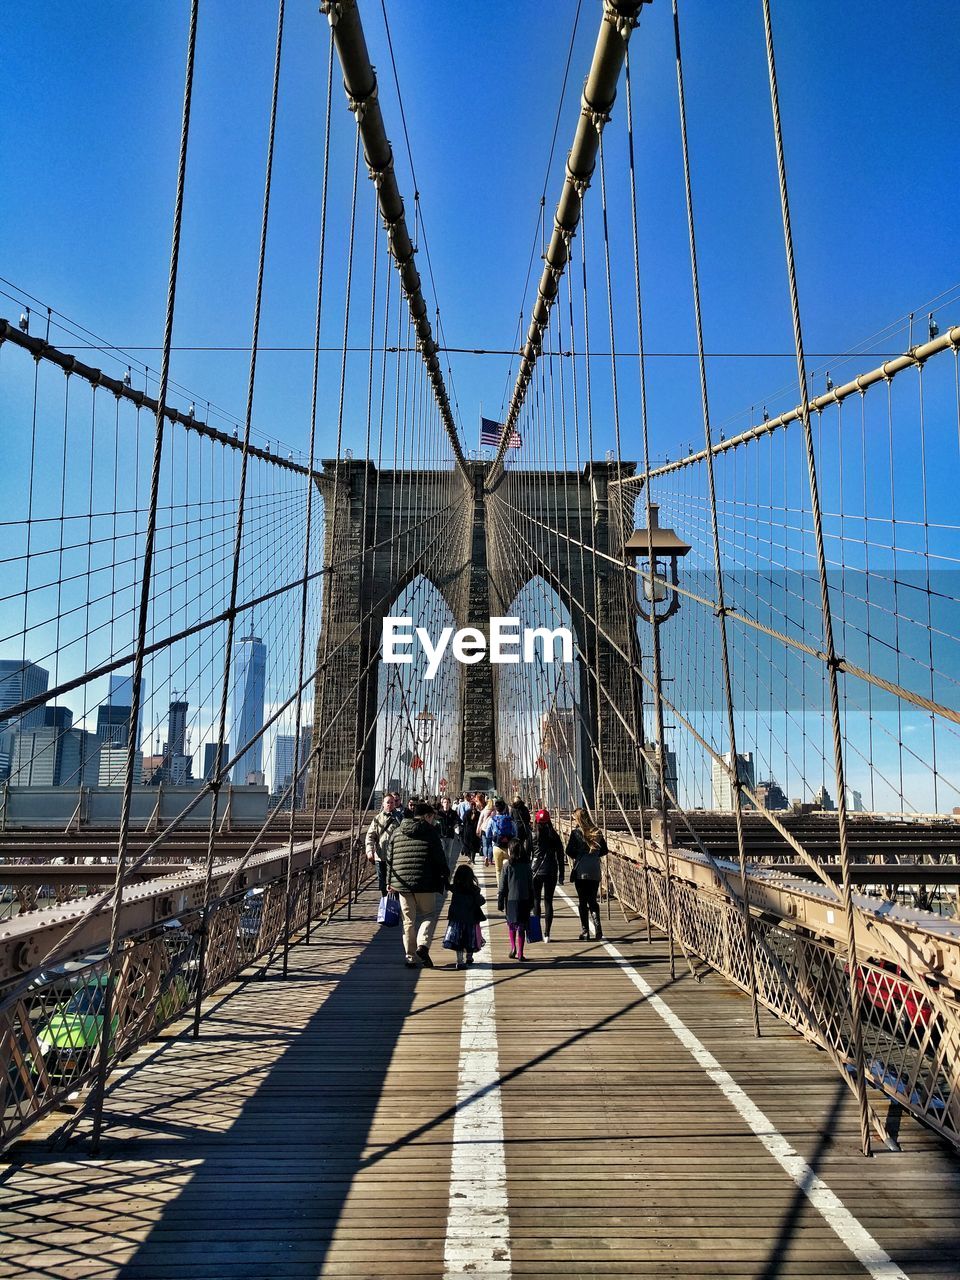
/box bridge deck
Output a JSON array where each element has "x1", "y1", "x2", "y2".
[{"x1": 1, "y1": 865, "x2": 958, "y2": 1279}]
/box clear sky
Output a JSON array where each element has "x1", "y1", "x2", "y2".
[
  {"x1": 1, "y1": 1, "x2": 958, "y2": 810},
  {"x1": 2, "y1": 0, "x2": 958, "y2": 459}
]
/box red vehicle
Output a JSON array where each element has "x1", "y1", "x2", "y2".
[{"x1": 848, "y1": 959, "x2": 939, "y2": 1038}]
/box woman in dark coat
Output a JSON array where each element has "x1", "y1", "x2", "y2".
[
  {"x1": 530, "y1": 808, "x2": 565, "y2": 943},
  {"x1": 498, "y1": 838, "x2": 534, "y2": 962},
  {"x1": 460, "y1": 799, "x2": 480, "y2": 863},
  {"x1": 565, "y1": 806, "x2": 607, "y2": 941}
]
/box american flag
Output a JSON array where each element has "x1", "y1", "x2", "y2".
[{"x1": 480, "y1": 416, "x2": 522, "y2": 449}]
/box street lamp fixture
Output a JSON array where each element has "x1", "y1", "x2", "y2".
[
  {"x1": 624, "y1": 504, "x2": 691, "y2": 623},
  {"x1": 414, "y1": 708, "x2": 436, "y2": 744}
]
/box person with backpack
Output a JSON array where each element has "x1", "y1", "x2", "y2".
[
  {"x1": 489, "y1": 797, "x2": 517, "y2": 879},
  {"x1": 566, "y1": 807, "x2": 608, "y2": 941},
  {"x1": 530, "y1": 808, "x2": 565, "y2": 943},
  {"x1": 498, "y1": 837, "x2": 534, "y2": 962},
  {"x1": 445, "y1": 862, "x2": 486, "y2": 968}
]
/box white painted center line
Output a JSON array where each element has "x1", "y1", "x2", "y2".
[
  {"x1": 558, "y1": 887, "x2": 910, "y2": 1280},
  {"x1": 443, "y1": 864, "x2": 512, "y2": 1278}
]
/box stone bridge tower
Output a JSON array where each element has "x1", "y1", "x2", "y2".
[{"x1": 310, "y1": 459, "x2": 646, "y2": 810}]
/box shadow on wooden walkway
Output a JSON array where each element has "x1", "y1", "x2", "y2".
[{"x1": 1, "y1": 870, "x2": 959, "y2": 1279}]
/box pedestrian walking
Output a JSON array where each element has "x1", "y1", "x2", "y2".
[
  {"x1": 445, "y1": 862, "x2": 486, "y2": 968},
  {"x1": 386, "y1": 801, "x2": 450, "y2": 968},
  {"x1": 498, "y1": 837, "x2": 534, "y2": 962},
  {"x1": 530, "y1": 808, "x2": 565, "y2": 942},
  {"x1": 436, "y1": 796, "x2": 461, "y2": 871},
  {"x1": 566, "y1": 807, "x2": 608, "y2": 941},
  {"x1": 456, "y1": 791, "x2": 473, "y2": 824},
  {"x1": 477, "y1": 798, "x2": 496, "y2": 867},
  {"x1": 510, "y1": 793, "x2": 532, "y2": 851},
  {"x1": 365, "y1": 793, "x2": 400, "y2": 897},
  {"x1": 489, "y1": 797, "x2": 517, "y2": 879},
  {"x1": 460, "y1": 797, "x2": 481, "y2": 863}
]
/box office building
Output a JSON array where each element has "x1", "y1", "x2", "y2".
[
  {"x1": 539, "y1": 706, "x2": 578, "y2": 812},
  {"x1": 203, "y1": 741, "x2": 230, "y2": 784},
  {"x1": 99, "y1": 746, "x2": 143, "y2": 787},
  {"x1": 272, "y1": 734, "x2": 295, "y2": 797},
  {"x1": 0, "y1": 658, "x2": 49, "y2": 779},
  {"x1": 232, "y1": 634, "x2": 266, "y2": 784},
  {"x1": 96, "y1": 672, "x2": 143, "y2": 749},
  {"x1": 755, "y1": 777, "x2": 789, "y2": 811},
  {"x1": 711, "y1": 751, "x2": 756, "y2": 811}
]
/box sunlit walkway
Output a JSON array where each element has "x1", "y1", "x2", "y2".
[{"x1": 1, "y1": 870, "x2": 958, "y2": 1280}]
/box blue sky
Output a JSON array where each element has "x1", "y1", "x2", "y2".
[
  {"x1": 2, "y1": 1, "x2": 957, "y2": 458},
  {"x1": 1, "y1": 1, "x2": 958, "y2": 809}
]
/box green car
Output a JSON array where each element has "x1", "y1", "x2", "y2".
[{"x1": 37, "y1": 975, "x2": 117, "y2": 1081}]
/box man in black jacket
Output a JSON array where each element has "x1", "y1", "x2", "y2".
[{"x1": 386, "y1": 802, "x2": 449, "y2": 968}]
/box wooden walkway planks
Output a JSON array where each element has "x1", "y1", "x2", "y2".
[{"x1": 0, "y1": 868, "x2": 957, "y2": 1280}]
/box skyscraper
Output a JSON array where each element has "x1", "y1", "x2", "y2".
[
  {"x1": 203, "y1": 741, "x2": 230, "y2": 784},
  {"x1": 0, "y1": 659, "x2": 49, "y2": 779},
  {"x1": 96, "y1": 672, "x2": 143, "y2": 749},
  {"x1": 711, "y1": 751, "x2": 756, "y2": 811},
  {"x1": 272, "y1": 734, "x2": 295, "y2": 796},
  {"x1": 232, "y1": 634, "x2": 266, "y2": 784},
  {"x1": 161, "y1": 698, "x2": 191, "y2": 783}
]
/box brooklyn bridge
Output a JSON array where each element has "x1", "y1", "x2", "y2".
[{"x1": 0, "y1": 1, "x2": 958, "y2": 1276}]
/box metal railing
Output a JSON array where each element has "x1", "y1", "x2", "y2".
[
  {"x1": 0, "y1": 833, "x2": 372, "y2": 1151},
  {"x1": 607, "y1": 840, "x2": 960, "y2": 1149}
]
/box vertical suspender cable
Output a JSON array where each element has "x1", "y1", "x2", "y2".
[
  {"x1": 284, "y1": 23, "x2": 335, "y2": 972},
  {"x1": 623, "y1": 51, "x2": 677, "y2": 979},
  {"x1": 671, "y1": 0, "x2": 761, "y2": 1036},
  {"x1": 91, "y1": 0, "x2": 201, "y2": 1152},
  {"x1": 193, "y1": 0, "x2": 286, "y2": 1037},
  {"x1": 760, "y1": 0, "x2": 873, "y2": 1155}
]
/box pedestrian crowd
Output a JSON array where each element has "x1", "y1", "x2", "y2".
[{"x1": 365, "y1": 787, "x2": 608, "y2": 968}]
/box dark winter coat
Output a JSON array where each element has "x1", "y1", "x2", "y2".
[
  {"x1": 498, "y1": 859, "x2": 534, "y2": 926},
  {"x1": 565, "y1": 828, "x2": 608, "y2": 883},
  {"x1": 386, "y1": 817, "x2": 449, "y2": 894},
  {"x1": 531, "y1": 826, "x2": 565, "y2": 885},
  {"x1": 461, "y1": 807, "x2": 480, "y2": 853},
  {"x1": 436, "y1": 808, "x2": 458, "y2": 838},
  {"x1": 447, "y1": 884, "x2": 486, "y2": 927}
]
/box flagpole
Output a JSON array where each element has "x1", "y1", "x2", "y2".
[{"x1": 479, "y1": 401, "x2": 482, "y2": 459}]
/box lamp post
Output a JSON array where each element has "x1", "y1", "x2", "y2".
[
  {"x1": 624, "y1": 504, "x2": 691, "y2": 624},
  {"x1": 414, "y1": 707, "x2": 436, "y2": 796}
]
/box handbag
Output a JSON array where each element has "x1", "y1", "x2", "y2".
[
  {"x1": 377, "y1": 893, "x2": 401, "y2": 927},
  {"x1": 442, "y1": 921, "x2": 464, "y2": 951},
  {"x1": 525, "y1": 913, "x2": 543, "y2": 944}
]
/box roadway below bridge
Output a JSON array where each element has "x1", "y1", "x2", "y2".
[{"x1": 1, "y1": 869, "x2": 958, "y2": 1279}]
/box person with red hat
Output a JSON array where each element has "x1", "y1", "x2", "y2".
[{"x1": 530, "y1": 808, "x2": 565, "y2": 943}]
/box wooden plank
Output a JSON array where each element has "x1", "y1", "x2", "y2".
[{"x1": 0, "y1": 884, "x2": 958, "y2": 1279}]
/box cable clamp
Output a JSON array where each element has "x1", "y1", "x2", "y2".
[
  {"x1": 319, "y1": 0, "x2": 344, "y2": 26},
  {"x1": 565, "y1": 161, "x2": 591, "y2": 198},
  {"x1": 367, "y1": 157, "x2": 393, "y2": 190},
  {"x1": 347, "y1": 79, "x2": 378, "y2": 121},
  {"x1": 582, "y1": 89, "x2": 612, "y2": 133},
  {"x1": 826, "y1": 652, "x2": 844, "y2": 672},
  {"x1": 714, "y1": 602, "x2": 727, "y2": 619},
  {"x1": 602, "y1": 1, "x2": 641, "y2": 42}
]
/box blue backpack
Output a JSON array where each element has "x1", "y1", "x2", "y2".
[{"x1": 490, "y1": 813, "x2": 516, "y2": 848}]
